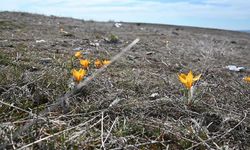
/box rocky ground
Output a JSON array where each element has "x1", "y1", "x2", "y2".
[{"x1": 0, "y1": 11, "x2": 250, "y2": 149}]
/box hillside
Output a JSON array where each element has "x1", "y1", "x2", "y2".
[{"x1": 0, "y1": 11, "x2": 250, "y2": 149}]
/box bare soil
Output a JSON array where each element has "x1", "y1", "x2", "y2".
[{"x1": 0, "y1": 11, "x2": 250, "y2": 149}]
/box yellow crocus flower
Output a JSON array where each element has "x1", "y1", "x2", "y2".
[
  {"x1": 95, "y1": 59, "x2": 102, "y2": 69},
  {"x1": 80, "y1": 59, "x2": 90, "y2": 69},
  {"x1": 102, "y1": 60, "x2": 111, "y2": 65},
  {"x1": 243, "y1": 76, "x2": 250, "y2": 83},
  {"x1": 178, "y1": 71, "x2": 201, "y2": 89},
  {"x1": 72, "y1": 68, "x2": 86, "y2": 83},
  {"x1": 74, "y1": 51, "x2": 82, "y2": 59}
]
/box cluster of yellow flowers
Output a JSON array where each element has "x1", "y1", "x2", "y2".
[
  {"x1": 75, "y1": 50, "x2": 249, "y2": 97},
  {"x1": 72, "y1": 51, "x2": 111, "y2": 84}
]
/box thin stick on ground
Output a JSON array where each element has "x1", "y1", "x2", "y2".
[
  {"x1": 103, "y1": 117, "x2": 118, "y2": 144},
  {"x1": 0, "y1": 99, "x2": 62, "y2": 125},
  {"x1": 101, "y1": 111, "x2": 105, "y2": 149},
  {"x1": 66, "y1": 115, "x2": 108, "y2": 142},
  {"x1": 17, "y1": 113, "x2": 101, "y2": 150},
  {"x1": 186, "y1": 112, "x2": 247, "y2": 150},
  {"x1": 111, "y1": 140, "x2": 169, "y2": 150}
]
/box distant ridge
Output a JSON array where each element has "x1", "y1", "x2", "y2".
[{"x1": 240, "y1": 30, "x2": 250, "y2": 33}]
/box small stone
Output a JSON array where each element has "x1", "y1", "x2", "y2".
[
  {"x1": 29, "y1": 66, "x2": 39, "y2": 72},
  {"x1": 146, "y1": 51, "x2": 155, "y2": 55},
  {"x1": 149, "y1": 93, "x2": 160, "y2": 100},
  {"x1": 90, "y1": 42, "x2": 100, "y2": 47},
  {"x1": 225, "y1": 65, "x2": 245, "y2": 72},
  {"x1": 73, "y1": 47, "x2": 83, "y2": 51},
  {"x1": 230, "y1": 41, "x2": 237, "y2": 44},
  {"x1": 36, "y1": 39, "x2": 46, "y2": 43},
  {"x1": 114, "y1": 23, "x2": 122, "y2": 28}
]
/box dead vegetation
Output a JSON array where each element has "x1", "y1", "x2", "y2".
[{"x1": 0, "y1": 12, "x2": 250, "y2": 149}]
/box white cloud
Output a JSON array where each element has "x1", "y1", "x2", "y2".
[{"x1": 0, "y1": 0, "x2": 249, "y2": 30}]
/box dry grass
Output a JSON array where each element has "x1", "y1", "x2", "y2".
[{"x1": 0, "y1": 12, "x2": 250, "y2": 149}]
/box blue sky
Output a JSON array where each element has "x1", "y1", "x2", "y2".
[{"x1": 1, "y1": 0, "x2": 250, "y2": 30}]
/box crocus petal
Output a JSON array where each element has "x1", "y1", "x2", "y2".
[
  {"x1": 79, "y1": 68, "x2": 83, "y2": 74},
  {"x1": 75, "y1": 51, "x2": 82, "y2": 58},
  {"x1": 178, "y1": 71, "x2": 201, "y2": 89},
  {"x1": 186, "y1": 71, "x2": 193, "y2": 89},
  {"x1": 185, "y1": 80, "x2": 192, "y2": 89},
  {"x1": 76, "y1": 75, "x2": 80, "y2": 82},
  {"x1": 95, "y1": 59, "x2": 102, "y2": 68},
  {"x1": 193, "y1": 74, "x2": 201, "y2": 81},
  {"x1": 81, "y1": 69, "x2": 87, "y2": 76},
  {"x1": 243, "y1": 76, "x2": 250, "y2": 82},
  {"x1": 79, "y1": 69, "x2": 86, "y2": 78},
  {"x1": 72, "y1": 68, "x2": 86, "y2": 83},
  {"x1": 72, "y1": 69, "x2": 77, "y2": 75},
  {"x1": 80, "y1": 59, "x2": 90, "y2": 69},
  {"x1": 103, "y1": 60, "x2": 111, "y2": 65},
  {"x1": 187, "y1": 71, "x2": 194, "y2": 81},
  {"x1": 179, "y1": 74, "x2": 187, "y2": 80},
  {"x1": 178, "y1": 74, "x2": 187, "y2": 84}
]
